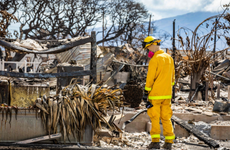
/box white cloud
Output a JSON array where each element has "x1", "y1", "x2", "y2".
[
  {"x1": 204, "y1": 0, "x2": 230, "y2": 12},
  {"x1": 137, "y1": 0, "x2": 230, "y2": 20}
]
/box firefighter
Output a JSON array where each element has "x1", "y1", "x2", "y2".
[{"x1": 142, "y1": 36, "x2": 175, "y2": 149}]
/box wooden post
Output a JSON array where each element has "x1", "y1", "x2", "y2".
[
  {"x1": 217, "y1": 84, "x2": 220, "y2": 99},
  {"x1": 227, "y1": 85, "x2": 230, "y2": 100},
  {"x1": 210, "y1": 75, "x2": 214, "y2": 98},
  {"x1": 90, "y1": 31, "x2": 97, "y2": 84},
  {"x1": 205, "y1": 81, "x2": 209, "y2": 101}
]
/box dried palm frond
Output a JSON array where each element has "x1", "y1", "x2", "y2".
[{"x1": 35, "y1": 82, "x2": 124, "y2": 142}]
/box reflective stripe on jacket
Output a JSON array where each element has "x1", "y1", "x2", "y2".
[{"x1": 145, "y1": 50, "x2": 175, "y2": 100}]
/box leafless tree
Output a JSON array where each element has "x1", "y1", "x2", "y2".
[
  {"x1": 2, "y1": 0, "x2": 150, "y2": 47},
  {"x1": 0, "y1": 0, "x2": 19, "y2": 38},
  {"x1": 0, "y1": 0, "x2": 19, "y2": 60},
  {"x1": 175, "y1": 6, "x2": 230, "y2": 100},
  {"x1": 18, "y1": 0, "x2": 107, "y2": 40},
  {"x1": 97, "y1": 0, "x2": 148, "y2": 46}
]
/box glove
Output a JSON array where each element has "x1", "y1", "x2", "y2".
[
  {"x1": 142, "y1": 90, "x2": 149, "y2": 102},
  {"x1": 146, "y1": 101, "x2": 153, "y2": 109}
]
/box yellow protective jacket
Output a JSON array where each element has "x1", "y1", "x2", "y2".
[{"x1": 145, "y1": 50, "x2": 175, "y2": 100}]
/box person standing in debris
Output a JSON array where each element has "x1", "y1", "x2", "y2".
[{"x1": 142, "y1": 36, "x2": 175, "y2": 150}]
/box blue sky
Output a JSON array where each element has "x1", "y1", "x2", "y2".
[{"x1": 137, "y1": 0, "x2": 230, "y2": 20}]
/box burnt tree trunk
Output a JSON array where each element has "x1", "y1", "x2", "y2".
[{"x1": 189, "y1": 66, "x2": 206, "y2": 100}]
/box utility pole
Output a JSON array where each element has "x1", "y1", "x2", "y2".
[
  {"x1": 148, "y1": 15, "x2": 151, "y2": 36},
  {"x1": 213, "y1": 17, "x2": 217, "y2": 59},
  {"x1": 172, "y1": 19, "x2": 176, "y2": 101},
  {"x1": 102, "y1": 9, "x2": 105, "y2": 48}
]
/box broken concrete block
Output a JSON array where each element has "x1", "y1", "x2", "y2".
[
  {"x1": 210, "y1": 125, "x2": 230, "y2": 140},
  {"x1": 174, "y1": 113, "x2": 219, "y2": 123},
  {"x1": 174, "y1": 124, "x2": 190, "y2": 138},
  {"x1": 101, "y1": 136, "x2": 112, "y2": 144},
  {"x1": 114, "y1": 111, "x2": 150, "y2": 133},
  {"x1": 99, "y1": 140, "x2": 107, "y2": 147},
  {"x1": 185, "y1": 107, "x2": 203, "y2": 113},
  {"x1": 178, "y1": 100, "x2": 186, "y2": 103},
  {"x1": 202, "y1": 112, "x2": 214, "y2": 117},
  {"x1": 221, "y1": 115, "x2": 230, "y2": 121},
  {"x1": 96, "y1": 129, "x2": 112, "y2": 137}
]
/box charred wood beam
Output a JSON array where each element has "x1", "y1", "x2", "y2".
[
  {"x1": 90, "y1": 31, "x2": 97, "y2": 84},
  {"x1": 14, "y1": 133, "x2": 62, "y2": 144},
  {"x1": 0, "y1": 143, "x2": 90, "y2": 149},
  {"x1": 189, "y1": 83, "x2": 204, "y2": 102},
  {"x1": 0, "y1": 70, "x2": 92, "y2": 78},
  {"x1": 206, "y1": 70, "x2": 230, "y2": 81},
  {"x1": 0, "y1": 37, "x2": 93, "y2": 54},
  {"x1": 171, "y1": 115, "x2": 219, "y2": 148}
]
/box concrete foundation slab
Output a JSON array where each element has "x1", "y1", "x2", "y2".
[{"x1": 173, "y1": 113, "x2": 219, "y2": 123}]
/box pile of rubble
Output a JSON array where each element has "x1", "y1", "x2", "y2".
[{"x1": 92, "y1": 128, "x2": 229, "y2": 149}]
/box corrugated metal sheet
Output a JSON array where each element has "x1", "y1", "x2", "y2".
[
  {"x1": 84, "y1": 53, "x2": 115, "y2": 82},
  {"x1": 85, "y1": 53, "x2": 114, "y2": 72},
  {"x1": 56, "y1": 42, "x2": 103, "y2": 63}
]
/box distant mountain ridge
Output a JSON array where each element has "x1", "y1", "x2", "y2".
[
  {"x1": 153, "y1": 11, "x2": 221, "y2": 48},
  {"x1": 155, "y1": 11, "x2": 219, "y2": 31}
]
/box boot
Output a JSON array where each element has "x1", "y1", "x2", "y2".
[
  {"x1": 162, "y1": 142, "x2": 172, "y2": 150},
  {"x1": 147, "y1": 142, "x2": 160, "y2": 149}
]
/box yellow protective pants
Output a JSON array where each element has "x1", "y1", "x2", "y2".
[{"x1": 147, "y1": 99, "x2": 175, "y2": 143}]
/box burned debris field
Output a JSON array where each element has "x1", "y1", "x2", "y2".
[{"x1": 1, "y1": 1, "x2": 230, "y2": 150}]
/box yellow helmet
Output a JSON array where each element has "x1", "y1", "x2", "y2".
[{"x1": 142, "y1": 36, "x2": 161, "y2": 49}]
